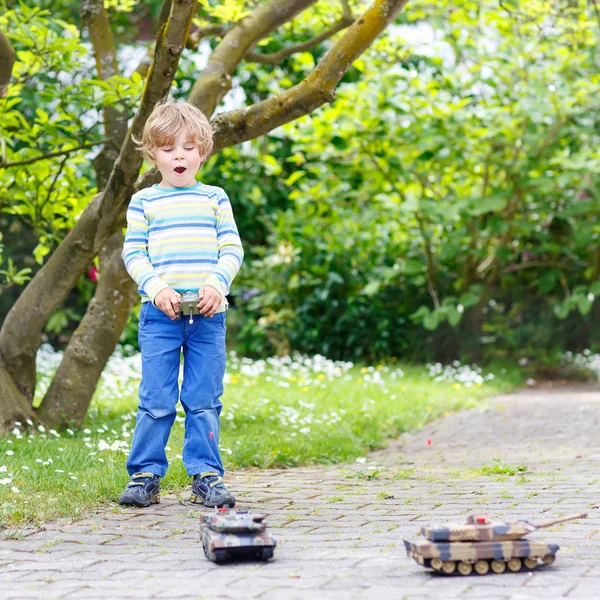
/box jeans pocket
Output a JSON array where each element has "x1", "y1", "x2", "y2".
[{"x1": 138, "y1": 302, "x2": 150, "y2": 331}]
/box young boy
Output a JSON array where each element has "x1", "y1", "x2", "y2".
[{"x1": 119, "y1": 100, "x2": 243, "y2": 508}]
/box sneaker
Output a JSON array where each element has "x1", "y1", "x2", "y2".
[
  {"x1": 119, "y1": 472, "x2": 160, "y2": 507},
  {"x1": 191, "y1": 471, "x2": 236, "y2": 508}
]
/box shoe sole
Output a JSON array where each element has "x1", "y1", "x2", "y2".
[
  {"x1": 119, "y1": 495, "x2": 160, "y2": 508},
  {"x1": 190, "y1": 494, "x2": 235, "y2": 508}
]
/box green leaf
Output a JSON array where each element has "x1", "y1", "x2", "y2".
[
  {"x1": 35, "y1": 108, "x2": 49, "y2": 124},
  {"x1": 294, "y1": 52, "x2": 315, "y2": 69},
  {"x1": 288, "y1": 274, "x2": 300, "y2": 290},
  {"x1": 261, "y1": 155, "x2": 282, "y2": 176},
  {"x1": 417, "y1": 150, "x2": 435, "y2": 161},
  {"x1": 328, "y1": 272, "x2": 344, "y2": 285},
  {"x1": 423, "y1": 311, "x2": 440, "y2": 330},
  {"x1": 538, "y1": 272, "x2": 558, "y2": 294},
  {"x1": 467, "y1": 196, "x2": 507, "y2": 216},
  {"x1": 446, "y1": 307, "x2": 462, "y2": 327},
  {"x1": 45, "y1": 311, "x2": 69, "y2": 334},
  {"x1": 361, "y1": 281, "x2": 381, "y2": 296},
  {"x1": 400, "y1": 259, "x2": 423, "y2": 275},
  {"x1": 577, "y1": 295, "x2": 592, "y2": 316},
  {"x1": 331, "y1": 136, "x2": 348, "y2": 150},
  {"x1": 411, "y1": 306, "x2": 430, "y2": 320},
  {"x1": 458, "y1": 292, "x2": 480, "y2": 308},
  {"x1": 284, "y1": 171, "x2": 305, "y2": 186},
  {"x1": 353, "y1": 58, "x2": 366, "y2": 73},
  {"x1": 33, "y1": 244, "x2": 50, "y2": 265},
  {"x1": 553, "y1": 302, "x2": 571, "y2": 320}
]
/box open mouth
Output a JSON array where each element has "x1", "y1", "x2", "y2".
[{"x1": 174, "y1": 166, "x2": 186, "y2": 174}]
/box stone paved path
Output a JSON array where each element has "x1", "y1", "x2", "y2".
[{"x1": 1, "y1": 388, "x2": 599, "y2": 599}]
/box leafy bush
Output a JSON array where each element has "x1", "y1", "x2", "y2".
[{"x1": 233, "y1": 0, "x2": 600, "y2": 361}]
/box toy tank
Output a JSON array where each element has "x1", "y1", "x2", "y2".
[
  {"x1": 404, "y1": 512, "x2": 586, "y2": 575},
  {"x1": 200, "y1": 508, "x2": 277, "y2": 563}
]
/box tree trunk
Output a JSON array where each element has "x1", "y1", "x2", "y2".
[
  {"x1": 0, "y1": 28, "x2": 16, "y2": 98},
  {"x1": 37, "y1": 232, "x2": 139, "y2": 428},
  {"x1": 0, "y1": 363, "x2": 36, "y2": 429},
  {"x1": 35, "y1": 0, "x2": 320, "y2": 428},
  {"x1": 0, "y1": 0, "x2": 196, "y2": 409},
  {"x1": 0, "y1": 195, "x2": 114, "y2": 404},
  {"x1": 459, "y1": 296, "x2": 487, "y2": 361},
  {"x1": 35, "y1": 0, "x2": 134, "y2": 429}
]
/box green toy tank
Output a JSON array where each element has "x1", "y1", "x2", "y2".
[
  {"x1": 404, "y1": 512, "x2": 587, "y2": 575},
  {"x1": 200, "y1": 508, "x2": 277, "y2": 563}
]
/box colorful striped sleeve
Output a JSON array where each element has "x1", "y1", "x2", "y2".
[
  {"x1": 121, "y1": 193, "x2": 170, "y2": 302},
  {"x1": 204, "y1": 191, "x2": 244, "y2": 298}
]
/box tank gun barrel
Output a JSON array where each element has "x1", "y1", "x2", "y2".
[{"x1": 534, "y1": 512, "x2": 587, "y2": 529}]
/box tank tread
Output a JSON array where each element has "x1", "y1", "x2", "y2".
[
  {"x1": 203, "y1": 540, "x2": 276, "y2": 563},
  {"x1": 203, "y1": 544, "x2": 229, "y2": 563},
  {"x1": 420, "y1": 556, "x2": 555, "y2": 575}
]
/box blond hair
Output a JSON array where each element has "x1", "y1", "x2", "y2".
[{"x1": 138, "y1": 100, "x2": 213, "y2": 162}]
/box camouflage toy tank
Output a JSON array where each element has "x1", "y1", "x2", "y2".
[
  {"x1": 201, "y1": 508, "x2": 277, "y2": 563},
  {"x1": 404, "y1": 512, "x2": 586, "y2": 575}
]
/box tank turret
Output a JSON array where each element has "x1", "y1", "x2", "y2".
[{"x1": 404, "y1": 512, "x2": 587, "y2": 575}]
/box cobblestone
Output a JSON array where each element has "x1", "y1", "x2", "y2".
[{"x1": 1, "y1": 388, "x2": 599, "y2": 598}]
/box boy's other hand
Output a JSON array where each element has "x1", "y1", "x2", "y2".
[
  {"x1": 197, "y1": 285, "x2": 222, "y2": 318},
  {"x1": 154, "y1": 288, "x2": 182, "y2": 319}
]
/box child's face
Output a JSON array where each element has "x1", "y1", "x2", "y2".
[{"x1": 152, "y1": 129, "x2": 203, "y2": 188}]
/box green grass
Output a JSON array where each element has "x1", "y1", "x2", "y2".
[
  {"x1": 477, "y1": 458, "x2": 529, "y2": 477},
  {"x1": 0, "y1": 353, "x2": 520, "y2": 529}
]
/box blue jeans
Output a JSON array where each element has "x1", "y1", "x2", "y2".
[{"x1": 126, "y1": 302, "x2": 227, "y2": 478}]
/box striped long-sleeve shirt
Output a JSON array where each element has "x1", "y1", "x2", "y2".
[{"x1": 122, "y1": 182, "x2": 244, "y2": 312}]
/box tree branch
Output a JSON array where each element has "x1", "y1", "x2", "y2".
[
  {"x1": 81, "y1": 0, "x2": 129, "y2": 187},
  {"x1": 415, "y1": 210, "x2": 440, "y2": 310},
  {"x1": 187, "y1": 23, "x2": 229, "y2": 50},
  {"x1": 210, "y1": 0, "x2": 409, "y2": 153},
  {"x1": 502, "y1": 260, "x2": 566, "y2": 273},
  {"x1": 135, "y1": 24, "x2": 229, "y2": 79},
  {"x1": 43, "y1": 2, "x2": 140, "y2": 428},
  {"x1": 245, "y1": 0, "x2": 354, "y2": 65},
  {"x1": 135, "y1": 0, "x2": 409, "y2": 192},
  {"x1": 188, "y1": 0, "x2": 318, "y2": 116},
  {"x1": 39, "y1": 154, "x2": 69, "y2": 217},
  {"x1": 0, "y1": 139, "x2": 112, "y2": 169},
  {"x1": 590, "y1": 0, "x2": 600, "y2": 29},
  {"x1": 0, "y1": 27, "x2": 16, "y2": 98}
]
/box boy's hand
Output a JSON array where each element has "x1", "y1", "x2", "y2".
[
  {"x1": 154, "y1": 288, "x2": 182, "y2": 319},
  {"x1": 197, "y1": 285, "x2": 222, "y2": 318}
]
